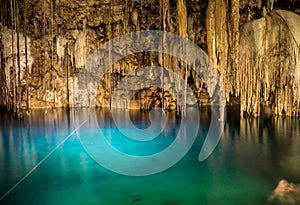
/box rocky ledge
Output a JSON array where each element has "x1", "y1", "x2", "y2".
[{"x1": 268, "y1": 180, "x2": 300, "y2": 205}]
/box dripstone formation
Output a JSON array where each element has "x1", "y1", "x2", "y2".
[{"x1": 0, "y1": 0, "x2": 299, "y2": 116}]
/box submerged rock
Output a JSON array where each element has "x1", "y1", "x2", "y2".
[{"x1": 268, "y1": 180, "x2": 300, "y2": 205}]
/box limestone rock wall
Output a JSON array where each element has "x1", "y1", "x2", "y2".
[
  {"x1": 0, "y1": 25, "x2": 34, "y2": 110},
  {"x1": 205, "y1": 0, "x2": 300, "y2": 116},
  {"x1": 237, "y1": 10, "x2": 300, "y2": 116},
  {"x1": 0, "y1": 0, "x2": 300, "y2": 116}
]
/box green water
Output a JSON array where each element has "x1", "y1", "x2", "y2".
[{"x1": 0, "y1": 108, "x2": 299, "y2": 205}]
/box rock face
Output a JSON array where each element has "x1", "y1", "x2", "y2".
[
  {"x1": 237, "y1": 10, "x2": 300, "y2": 116},
  {"x1": 206, "y1": 0, "x2": 300, "y2": 116},
  {"x1": 268, "y1": 180, "x2": 300, "y2": 205},
  {"x1": 0, "y1": 0, "x2": 300, "y2": 116}
]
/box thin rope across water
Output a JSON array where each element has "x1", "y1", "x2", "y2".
[{"x1": 0, "y1": 118, "x2": 89, "y2": 201}]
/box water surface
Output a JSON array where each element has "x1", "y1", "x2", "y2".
[{"x1": 0, "y1": 108, "x2": 299, "y2": 205}]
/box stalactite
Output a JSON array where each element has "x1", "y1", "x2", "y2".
[
  {"x1": 24, "y1": 0, "x2": 29, "y2": 113},
  {"x1": 51, "y1": 0, "x2": 55, "y2": 108},
  {"x1": 206, "y1": 0, "x2": 217, "y2": 65},
  {"x1": 43, "y1": 0, "x2": 47, "y2": 111},
  {"x1": 16, "y1": 0, "x2": 21, "y2": 114},
  {"x1": 0, "y1": 0, "x2": 298, "y2": 115},
  {"x1": 66, "y1": 46, "x2": 70, "y2": 108},
  {"x1": 125, "y1": 63, "x2": 128, "y2": 109},
  {"x1": 206, "y1": 0, "x2": 230, "y2": 101},
  {"x1": 0, "y1": 1, "x2": 11, "y2": 30},
  {"x1": 83, "y1": 5, "x2": 89, "y2": 107},
  {"x1": 175, "y1": 58, "x2": 180, "y2": 116},
  {"x1": 160, "y1": 0, "x2": 165, "y2": 110},
  {"x1": 0, "y1": 24, "x2": 8, "y2": 110},
  {"x1": 10, "y1": 0, "x2": 16, "y2": 113},
  {"x1": 229, "y1": 0, "x2": 240, "y2": 96},
  {"x1": 123, "y1": 0, "x2": 128, "y2": 109},
  {"x1": 131, "y1": 4, "x2": 139, "y2": 32},
  {"x1": 177, "y1": 0, "x2": 188, "y2": 117},
  {"x1": 109, "y1": 0, "x2": 113, "y2": 109},
  {"x1": 0, "y1": 1, "x2": 4, "y2": 26},
  {"x1": 238, "y1": 10, "x2": 300, "y2": 117},
  {"x1": 177, "y1": 0, "x2": 188, "y2": 39}
]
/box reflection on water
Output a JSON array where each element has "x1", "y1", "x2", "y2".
[
  {"x1": 237, "y1": 114, "x2": 299, "y2": 180},
  {"x1": 0, "y1": 107, "x2": 299, "y2": 205},
  {"x1": 223, "y1": 107, "x2": 300, "y2": 180},
  {"x1": 0, "y1": 109, "x2": 72, "y2": 193}
]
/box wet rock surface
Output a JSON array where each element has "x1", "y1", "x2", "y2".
[
  {"x1": 268, "y1": 180, "x2": 300, "y2": 205},
  {"x1": 0, "y1": 0, "x2": 299, "y2": 115}
]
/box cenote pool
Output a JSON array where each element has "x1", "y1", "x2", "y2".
[{"x1": 0, "y1": 107, "x2": 299, "y2": 205}]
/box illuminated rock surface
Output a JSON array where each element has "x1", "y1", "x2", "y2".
[{"x1": 0, "y1": 0, "x2": 299, "y2": 116}]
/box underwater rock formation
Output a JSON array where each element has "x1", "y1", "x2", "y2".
[
  {"x1": 0, "y1": 0, "x2": 299, "y2": 116},
  {"x1": 268, "y1": 180, "x2": 300, "y2": 205}
]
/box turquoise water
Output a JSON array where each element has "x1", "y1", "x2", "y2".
[{"x1": 0, "y1": 108, "x2": 299, "y2": 205}]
